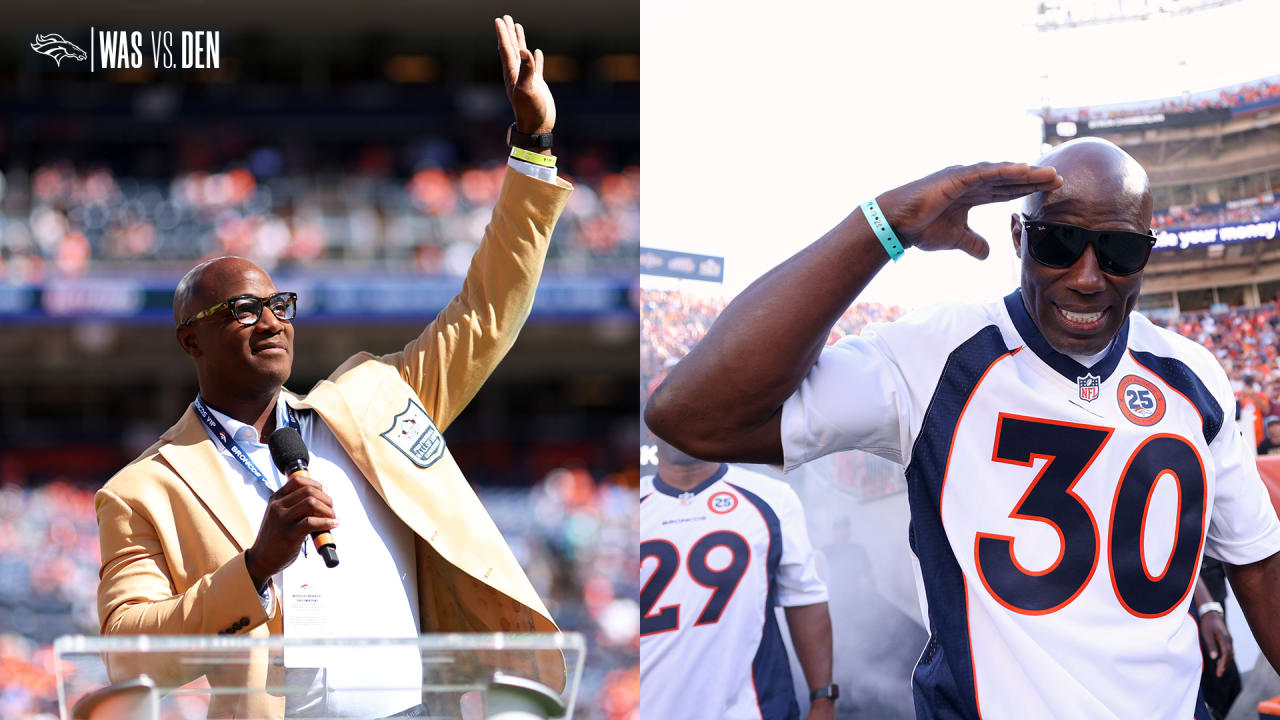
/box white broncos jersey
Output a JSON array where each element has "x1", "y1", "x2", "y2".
[
  {"x1": 640, "y1": 464, "x2": 828, "y2": 720},
  {"x1": 781, "y1": 289, "x2": 1280, "y2": 720}
]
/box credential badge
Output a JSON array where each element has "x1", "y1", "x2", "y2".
[
  {"x1": 381, "y1": 398, "x2": 445, "y2": 468},
  {"x1": 1077, "y1": 373, "x2": 1101, "y2": 402}
]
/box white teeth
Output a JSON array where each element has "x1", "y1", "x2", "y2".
[{"x1": 1059, "y1": 307, "x2": 1103, "y2": 324}]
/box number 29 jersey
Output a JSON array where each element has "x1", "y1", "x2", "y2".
[
  {"x1": 640, "y1": 464, "x2": 827, "y2": 720},
  {"x1": 781, "y1": 290, "x2": 1280, "y2": 720}
]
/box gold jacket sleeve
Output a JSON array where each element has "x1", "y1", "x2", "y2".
[{"x1": 381, "y1": 167, "x2": 573, "y2": 431}]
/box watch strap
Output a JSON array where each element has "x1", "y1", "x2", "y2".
[
  {"x1": 1198, "y1": 601, "x2": 1224, "y2": 617},
  {"x1": 507, "y1": 123, "x2": 553, "y2": 149},
  {"x1": 809, "y1": 684, "x2": 839, "y2": 702}
]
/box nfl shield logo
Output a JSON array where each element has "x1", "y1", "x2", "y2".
[
  {"x1": 1077, "y1": 373, "x2": 1101, "y2": 402},
  {"x1": 381, "y1": 399, "x2": 446, "y2": 468}
]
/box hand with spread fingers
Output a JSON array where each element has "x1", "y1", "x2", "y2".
[
  {"x1": 494, "y1": 15, "x2": 555, "y2": 136},
  {"x1": 876, "y1": 162, "x2": 1063, "y2": 259}
]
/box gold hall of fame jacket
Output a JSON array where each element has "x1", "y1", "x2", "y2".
[{"x1": 94, "y1": 168, "x2": 573, "y2": 719}]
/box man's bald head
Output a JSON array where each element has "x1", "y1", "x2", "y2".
[
  {"x1": 173, "y1": 256, "x2": 273, "y2": 326},
  {"x1": 1010, "y1": 136, "x2": 1155, "y2": 357},
  {"x1": 173, "y1": 255, "x2": 294, "y2": 406},
  {"x1": 1024, "y1": 137, "x2": 1153, "y2": 229}
]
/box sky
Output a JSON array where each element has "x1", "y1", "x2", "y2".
[{"x1": 641, "y1": 0, "x2": 1278, "y2": 309}]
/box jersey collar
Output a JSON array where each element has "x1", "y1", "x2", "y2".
[
  {"x1": 652, "y1": 463, "x2": 729, "y2": 498},
  {"x1": 1003, "y1": 289, "x2": 1129, "y2": 384}
]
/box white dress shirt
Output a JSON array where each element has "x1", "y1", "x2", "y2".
[{"x1": 202, "y1": 400, "x2": 421, "y2": 717}]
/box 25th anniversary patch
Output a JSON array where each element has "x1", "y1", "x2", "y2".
[
  {"x1": 1117, "y1": 374, "x2": 1166, "y2": 426},
  {"x1": 381, "y1": 398, "x2": 445, "y2": 468}
]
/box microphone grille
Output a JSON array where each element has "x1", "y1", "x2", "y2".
[{"x1": 267, "y1": 427, "x2": 309, "y2": 471}]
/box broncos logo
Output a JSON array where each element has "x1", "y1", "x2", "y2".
[{"x1": 30, "y1": 33, "x2": 87, "y2": 66}]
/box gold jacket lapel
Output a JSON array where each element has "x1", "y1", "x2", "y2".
[
  {"x1": 299, "y1": 372, "x2": 440, "y2": 544},
  {"x1": 287, "y1": 381, "x2": 385, "y2": 497},
  {"x1": 156, "y1": 407, "x2": 257, "y2": 551},
  {"x1": 295, "y1": 365, "x2": 556, "y2": 628}
]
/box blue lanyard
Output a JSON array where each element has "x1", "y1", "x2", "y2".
[{"x1": 194, "y1": 395, "x2": 300, "y2": 495}]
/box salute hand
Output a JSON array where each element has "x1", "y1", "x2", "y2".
[
  {"x1": 876, "y1": 162, "x2": 1063, "y2": 260},
  {"x1": 494, "y1": 15, "x2": 555, "y2": 135}
]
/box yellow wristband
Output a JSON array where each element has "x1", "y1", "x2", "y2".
[{"x1": 510, "y1": 146, "x2": 557, "y2": 168}]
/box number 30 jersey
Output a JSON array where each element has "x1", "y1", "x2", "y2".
[
  {"x1": 640, "y1": 464, "x2": 828, "y2": 720},
  {"x1": 781, "y1": 289, "x2": 1280, "y2": 720}
]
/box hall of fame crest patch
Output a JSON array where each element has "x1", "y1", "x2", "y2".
[{"x1": 381, "y1": 399, "x2": 445, "y2": 468}]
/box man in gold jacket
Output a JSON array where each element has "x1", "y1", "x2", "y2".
[{"x1": 95, "y1": 17, "x2": 568, "y2": 718}]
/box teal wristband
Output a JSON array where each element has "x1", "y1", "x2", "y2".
[{"x1": 861, "y1": 199, "x2": 905, "y2": 262}]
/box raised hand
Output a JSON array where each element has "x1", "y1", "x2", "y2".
[
  {"x1": 244, "y1": 474, "x2": 338, "y2": 591},
  {"x1": 494, "y1": 15, "x2": 555, "y2": 136},
  {"x1": 877, "y1": 162, "x2": 1063, "y2": 260}
]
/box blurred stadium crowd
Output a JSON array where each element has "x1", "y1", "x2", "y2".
[
  {"x1": 0, "y1": 468, "x2": 639, "y2": 719},
  {"x1": 1153, "y1": 195, "x2": 1280, "y2": 233},
  {"x1": 640, "y1": 289, "x2": 903, "y2": 394},
  {"x1": 1042, "y1": 76, "x2": 1280, "y2": 124},
  {"x1": 1149, "y1": 302, "x2": 1280, "y2": 438},
  {"x1": 0, "y1": 150, "x2": 638, "y2": 281}
]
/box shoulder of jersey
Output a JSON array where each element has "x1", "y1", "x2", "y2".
[
  {"x1": 1126, "y1": 312, "x2": 1232, "y2": 399},
  {"x1": 640, "y1": 474, "x2": 655, "y2": 498},
  {"x1": 849, "y1": 297, "x2": 1004, "y2": 348},
  {"x1": 833, "y1": 297, "x2": 1009, "y2": 377},
  {"x1": 721, "y1": 465, "x2": 802, "y2": 507}
]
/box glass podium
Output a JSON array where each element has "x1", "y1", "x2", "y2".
[{"x1": 53, "y1": 634, "x2": 585, "y2": 720}]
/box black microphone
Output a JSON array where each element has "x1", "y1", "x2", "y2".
[{"x1": 268, "y1": 427, "x2": 339, "y2": 568}]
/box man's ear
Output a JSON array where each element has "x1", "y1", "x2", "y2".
[
  {"x1": 1010, "y1": 212, "x2": 1024, "y2": 259},
  {"x1": 176, "y1": 326, "x2": 201, "y2": 358}
]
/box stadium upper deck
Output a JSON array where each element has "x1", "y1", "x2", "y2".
[{"x1": 1043, "y1": 74, "x2": 1280, "y2": 315}]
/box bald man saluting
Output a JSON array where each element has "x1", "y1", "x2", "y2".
[
  {"x1": 96, "y1": 17, "x2": 568, "y2": 719},
  {"x1": 646, "y1": 138, "x2": 1280, "y2": 720}
]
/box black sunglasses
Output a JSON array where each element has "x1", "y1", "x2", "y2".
[{"x1": 1021, "y1": 215, "x2": 1156, "y2": 277}]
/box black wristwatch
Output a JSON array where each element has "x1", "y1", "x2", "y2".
[
  {"x1": 810, "y1": 684, "x2": 839, "y2": 702},
  {"x1": 506, "y1": 123, "x2": 553, "y2": 150}
]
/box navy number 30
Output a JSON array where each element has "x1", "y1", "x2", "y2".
[{"x1": 977, "y1": 413, "x2": 1206, "y2": 618}]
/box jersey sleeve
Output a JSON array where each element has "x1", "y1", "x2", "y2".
[
  {"x1": 1203, "y1": 374, "x2": 1280, "y2": 565},
  {"x1": 779, "y1": 325, "x2": 914, "y2": 472},
  {"x1": 773, "y1": 483, "x2": 829, "y2": 607}
]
